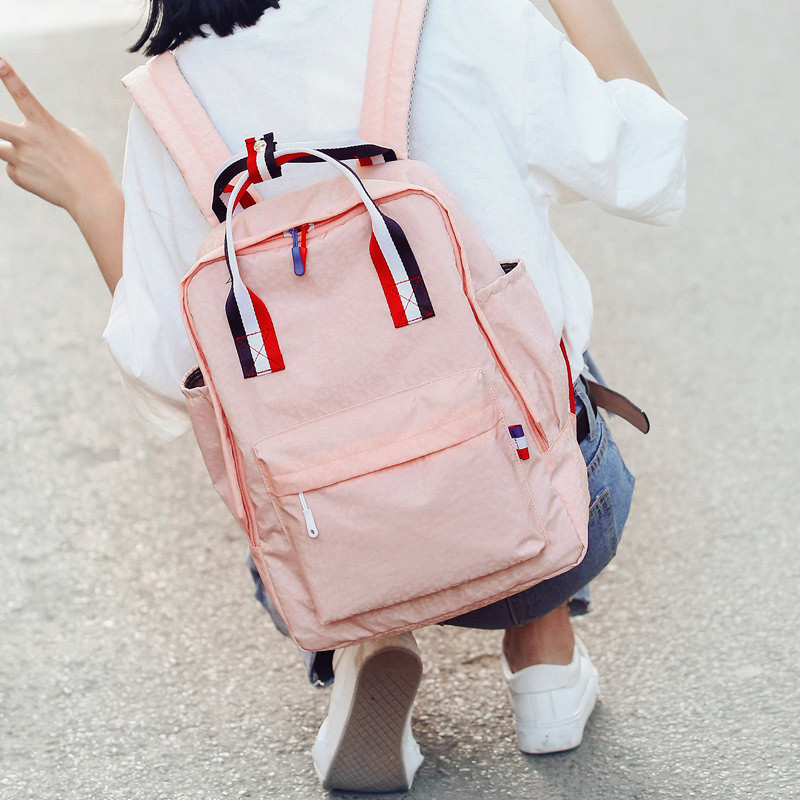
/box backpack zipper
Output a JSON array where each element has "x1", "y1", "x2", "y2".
[
  {"x1": 288, "y1": 224, "x2": 311, "y2": 276},
  {"x1": 299, "y1": 492, "x2": 319, "y2": 538}
]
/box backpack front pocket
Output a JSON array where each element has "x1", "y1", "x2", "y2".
[{"x1": 253, "y1": 369, "x2": 546, "y2": 624}]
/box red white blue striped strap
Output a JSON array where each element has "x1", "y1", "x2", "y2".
[
  {"x1": 223, "y1": 174, "x2": 285, "y2": 378},
  {"x1": 219, "y1": 138, "x2": 434, "y2": 379}
]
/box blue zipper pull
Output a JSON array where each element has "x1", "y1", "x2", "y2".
[{"x1": 291, "y1": 227, "x2": 305, "y2": 276}]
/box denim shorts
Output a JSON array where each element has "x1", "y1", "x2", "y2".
[{"x1": 247, "y1": 379, "x2": 635, "y2": 685}]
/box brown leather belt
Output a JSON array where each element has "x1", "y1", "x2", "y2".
[{"x1": 576, "y1": 379, "x2": 651, "y2": 443}]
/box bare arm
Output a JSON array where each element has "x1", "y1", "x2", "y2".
[
  {"x1": 0, "y1": 58, "x2": 123, "y2": 294},
  {"x1": 546, "y1": 0, "x2": 665, "y2": 98}
]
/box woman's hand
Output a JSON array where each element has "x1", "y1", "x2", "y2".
[
  {"x1": 0, "y1": 57, "x2": 124, "y2": 293},
  {"x1": 0, "y1": 57, "x2": 117, "y2": 209}
]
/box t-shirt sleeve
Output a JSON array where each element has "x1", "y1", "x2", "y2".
[
  {"x1": 102, "y1": 106, "x2": 209, "y2": 440},
  {"x1": 522, "y1": 8, "x2": 688, "y2": 224}
]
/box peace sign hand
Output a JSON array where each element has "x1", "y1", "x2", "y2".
[
  {"x1": 0, "y1": 57, "x2": 115, "y2": 212},
  {"x1": 0, "y1": 57, "x2": 124, "y2": 293}
]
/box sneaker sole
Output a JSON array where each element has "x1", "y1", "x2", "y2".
[{"x1": 322, "y1": 647, "x2": 423, "y2": 792}]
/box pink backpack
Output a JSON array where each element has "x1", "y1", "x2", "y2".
[{"x1": 123, "y1": 0, "x2": 589, "y2": 652}]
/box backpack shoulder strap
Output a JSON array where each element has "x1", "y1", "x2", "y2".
[
  {"x1": 122, "y1": 53, "x2": 231, "y2": 226},
  {"x1": 359, "y1": 0, "x2": 429, "y2": 160}
]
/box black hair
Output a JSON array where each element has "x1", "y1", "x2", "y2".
[{"x1": 130, "y1": 0, "x2": 281, "y2": 57}]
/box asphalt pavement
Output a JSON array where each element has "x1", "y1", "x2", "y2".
[{"x1": 1, "y1": 2, "x2": 799, "y2": 798}]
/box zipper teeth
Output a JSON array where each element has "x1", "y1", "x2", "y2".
[
  {"x1": 241, "y1": 209, "x2": 361, "y2": 256},
  {"x1": 283, "y1": 222, "x2": 315, "y2": 239},
  {"x1": 224, "y1": 416, "x2": 257, "y2": 545},
  {"x1": 249, "y1": 213, "x2": 347, "y2": 253},
  {"x1": 407, "y1": 1, "x2": 431, "y2": 152},
  {"x1": 197, "y1": 192, "x2": 413, "y2": 267}
]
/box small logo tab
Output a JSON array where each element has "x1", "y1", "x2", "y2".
[{"x1": 508, "y1": 425, "x2": 530, "y2": 460}]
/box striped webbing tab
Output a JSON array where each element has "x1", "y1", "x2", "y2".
[
  {"x1": 245, "y1": 132, "x2": 281, "y2": 183},
  {"x1": 508, "y1": 425, "x2": 530, "y2": 460},
  {"x1": 223, "y1": 180, "x2": 285, "y2": 378},
  {"x1": 220, "y1": 139, "x2": 433, "y2": 380}
]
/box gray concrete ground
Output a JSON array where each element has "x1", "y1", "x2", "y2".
[{"x1": 1, "y1": 2, "x2": 799, "y2": 798}]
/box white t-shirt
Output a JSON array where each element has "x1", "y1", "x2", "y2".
[{"x1": 104, "y1": 0, "x2": 687, "y2": 439}]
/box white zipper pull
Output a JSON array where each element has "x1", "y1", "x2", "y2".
[{"x1": 299, "y1": 492, "x2": 319, "y2": 539}]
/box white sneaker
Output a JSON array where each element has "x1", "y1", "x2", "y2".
[
  {"x1": 312, "y1": 632, "x2": 424, "y2": 792},
  {"x1": 501, "y1": 636, "x2": 599, "y2": 754}
]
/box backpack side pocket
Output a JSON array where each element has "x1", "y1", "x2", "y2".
[
  {"x1": 181, "y1": 366, "x2": 244, "y2": 531},
  {"x1": 475, "y1": 262, "x2": 573, "y2": 446}
]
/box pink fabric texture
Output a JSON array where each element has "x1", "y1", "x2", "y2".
[{"x1": 128, "y1": 0, "x2": 590, "y2": 651}]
